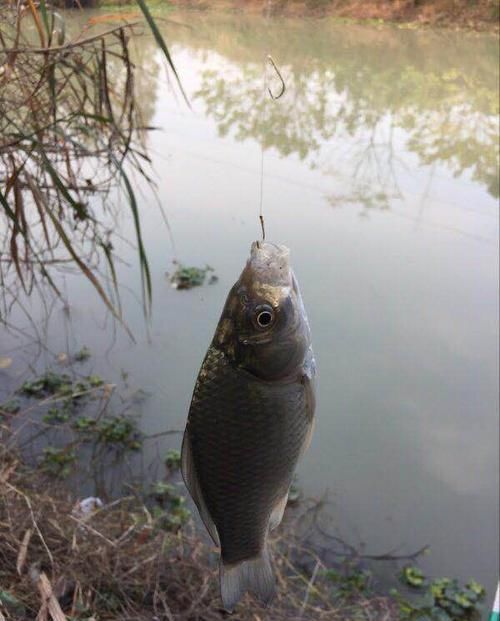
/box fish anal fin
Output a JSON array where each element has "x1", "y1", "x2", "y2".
[
  {"x1": 220, "y1": 546, "x2": 275, "y2": 612},
  {"x1": 300, "y1": 415, "x2": 316, "y2": 458},
  {"x1": 181, "y1": 431, "x2": 220, "y2": 546},
  {"x1": 268, "y1": 492, "x2": 288, "y2": 532}
]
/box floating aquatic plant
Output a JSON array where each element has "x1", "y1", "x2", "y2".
[
  {"x1": 40, "y1": 446, "x2": 77, "y2": 478},
  {"x1": 164, "y1": 448, "x2": 181, "y2": 470},
  {"x1": 168, "y1": 262, "x2": 217, "y2": 290},
  {"x1": 392, "y1": 566, "x2": 486, "y2": 620},
  {"x1": 74, "y1": 346, "x2": 92, "y2": 362}
]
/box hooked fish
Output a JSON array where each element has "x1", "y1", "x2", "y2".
[{"x1": 181, "y1": 241, "x2": 316, "y2": 611}]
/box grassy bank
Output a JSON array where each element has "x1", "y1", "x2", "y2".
[
  {"x1": 0, "y1": 362, "x2": 489, "y2": 620},
  {"x1": 97, "y1": 0, "x2": 500, "y2": 31},
  {"x1": 0, "y1": 456, "x2": 400, "y2": 620}
]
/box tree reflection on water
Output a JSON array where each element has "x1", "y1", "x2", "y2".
[{"x1": 184, "y1": 18, "x2": 499, "y2": 209}]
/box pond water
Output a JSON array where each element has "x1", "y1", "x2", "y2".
[{"x1": 2, "y1": 7, "x2": 499, "y2": 606}]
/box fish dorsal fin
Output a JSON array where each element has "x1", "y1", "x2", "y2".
[{"x1": 181, "y1": 431, "x2": 220, "y2": 546}]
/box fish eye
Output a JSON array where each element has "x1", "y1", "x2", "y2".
[{"x1": 255, "y1": 305, "x2": 275, "y2": 329}]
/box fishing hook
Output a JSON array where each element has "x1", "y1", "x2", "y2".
[
  {"x1": 266, "y1": 55, "x2": 286, "y2": 100},
  {"x1": 259, "y1": 214, "x2": 266, "y2": 241}
]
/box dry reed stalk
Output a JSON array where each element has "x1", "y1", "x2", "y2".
[{"x1": 0, "y1": 3, "x2": 182, "y2": 330}]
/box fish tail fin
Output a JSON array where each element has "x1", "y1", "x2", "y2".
[{"x1": 220, "y1": 546, "x2": 275, "y2": 612}]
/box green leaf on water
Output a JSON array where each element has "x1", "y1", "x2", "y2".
[
  {"x1": 87, "y1": 375, "x2": 104, "y2": 387},
  {"x1": 401, "y1": 566, "x2": 426, "y2": 588},
  {"x1": 465, "y1": 579, "x2": 485, "y2": 597},
  {"x1": 0, "y1": 399, "x2": 20, "y2": 414},
  {"x1": 109, "y1": 154, "x2": 152, "y2": 317},
  {"x1": 169, "y1": 264, "x2": 215, "y2": 290},
  {"x1": 74, "y1": 346, "x2": 91, "y2": 362},
  {"x1": 165, "y1": 449, "x2": 181, "y2": 469}
]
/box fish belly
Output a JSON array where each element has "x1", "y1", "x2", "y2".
[{"x1": 186, "y1": 346, "x2": 310, "y2": 564}]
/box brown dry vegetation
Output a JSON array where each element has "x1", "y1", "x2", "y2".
[
  {"x1": 0, "y1": 1, "x2": 186, "y2": 329},
  {"x1": 0, "y1": 450, "x2": 399, "y2": 621},
  {"x1": 0, "y1": 362, "x2": 403, "y2": 620},
  {"x1": 0, "y1": 4, "x2": 153, "y2": 329},
  {"x1": 0, "y1": 361, "x2": 488, "y2": 621},
  {"x1": 0, "y1": 363, "x2": 399, "y2": 620}
]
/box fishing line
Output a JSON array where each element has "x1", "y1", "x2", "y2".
[
  {"x1": 258, "y1": 55, "x2": 268, "y2": 245},
  {"x1": 258, "y1": 1, "x2": 286, "y2": 244},
  {"x1": 259, "y1": 145, "x2": 265, "y2": 241}
]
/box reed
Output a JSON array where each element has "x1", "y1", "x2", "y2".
[{"x1": 0, "y1": 2, "x2": 181, "y2": 329}]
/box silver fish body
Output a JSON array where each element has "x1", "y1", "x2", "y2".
[{"x1": 181, "y1": 241, "x2": 316, "y2": 611}]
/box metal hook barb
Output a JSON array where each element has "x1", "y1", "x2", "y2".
[{"x1": 266, "y1": 54, "x2": 286, "y2": 100}]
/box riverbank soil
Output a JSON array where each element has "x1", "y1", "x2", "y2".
[{"x1": 164, "y1": 0, "x2": 499, "y2": 30}]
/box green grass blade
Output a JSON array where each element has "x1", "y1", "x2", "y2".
[
  {"x1": 99, "y1": 238, "x2": 122, "y2": 318},
  {"x1": 134, "y1": 0, "x2": 190, "y2": 107},
  {"x1": 38, "y1": 149, "x2": 87, "y2": 215},
  {"x1": 38, "y1": 0, "x2": 50, "y2": 37},
  {"x1": 110, "y1": 154, "x2": 152, "y2": 317},
  {"x1": 43, "y1": 201, "x2": 135, "y2": 341},
  {"x1": 48, "y1": 61, "x2": 57, "y2": 120},
  {"x1": 0, "y1": 187, "x2": 19, "y2": 225}
]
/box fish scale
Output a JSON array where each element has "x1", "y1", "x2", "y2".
[{"x1": 187, "y1": 345, "x2": 309, "y2": 564}]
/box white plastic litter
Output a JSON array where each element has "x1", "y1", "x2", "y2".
[{"x1": 72, "y1": 496, "x2": 103, "y2": 519}]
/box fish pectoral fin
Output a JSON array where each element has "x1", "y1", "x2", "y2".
[
  {"x1": 268, "y1": 492, "x2": 289, "y2": 532},
  {"x1": 181, "y1": 431, "x2": 220, "y2": 547},
  {"x1": 299, "y1": 362, "x2": 316, "y2": 458},
  {"x1": 220, "y1": 546, "x2": 275, "y2": 612}
]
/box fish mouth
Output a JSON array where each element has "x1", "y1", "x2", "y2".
[
  {"x1": 245, "y1": 241, "x2": 292, "y2": 288},
  {"x1": 250, "y1": 241, "x2": 289, "y2": 260}
]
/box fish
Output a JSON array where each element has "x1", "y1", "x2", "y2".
[{"x1": 181, "y1": 241, "x2": 316, "y2": 611}]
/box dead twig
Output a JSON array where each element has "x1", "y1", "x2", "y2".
[{"x1": 32, "y1": 569, "x2": 68, "y2": 621}]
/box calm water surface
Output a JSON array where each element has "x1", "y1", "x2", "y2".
[{"x1": 2, "y1": 8, "x2": 499, "y2": 604}]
